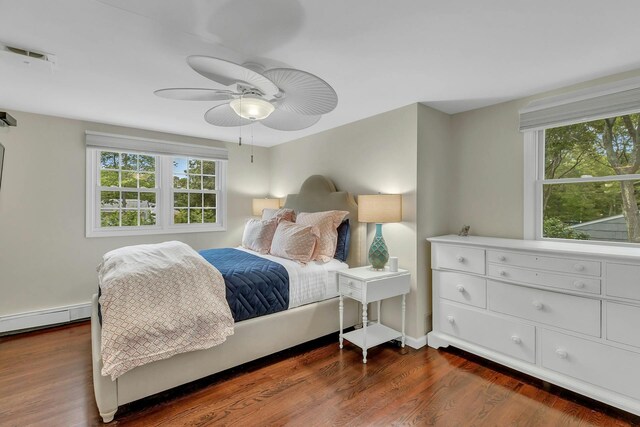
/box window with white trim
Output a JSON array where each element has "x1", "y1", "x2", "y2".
[
  {"x1": 521, "y1": 77, "x2": 640, "y2": 245},
  {"x1": 86, "y1": 132, "x2": 227, "y2": 237},
  {"x1": 97, "y1": 150, "x2": 159, "y2": 228},
  {"x1": 171, "y1": 157, "x2": 218, "y2": 225}
]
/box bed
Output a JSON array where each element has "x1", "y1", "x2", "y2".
[{"x1": 91, "y1": 175, "x2": 363, "y2": 422}]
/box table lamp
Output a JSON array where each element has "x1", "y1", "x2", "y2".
[
  {"x1": 358, "y1": 194, "x2": 402, "y2": 270},
  {"x1": 252, "y1": 198, "x2": 280, "y2": 216}
]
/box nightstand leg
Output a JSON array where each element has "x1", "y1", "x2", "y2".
[
  {"x1": 339, "y1": 294, "x2": 344, "y2": 349},
  {"x1": 362, "y1": 303, "x2": 368, "y2": 363},
  {"x1": 377, "y1": 300, "x2": 381, "y2": 324},
  {"x1": 401, "y1": 294, "x2": 406, "y2": 348}
]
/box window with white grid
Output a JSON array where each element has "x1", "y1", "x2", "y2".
[
  {"x1": 171, "y1": 157, "x2": 218, "y2": 226},
  {"x1": 86, "y1": 132, "x2": 227, "y2": 237}
]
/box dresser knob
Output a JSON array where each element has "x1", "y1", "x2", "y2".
[
  {"x1": 532, "y1": 301, "x2": 543, "y2": 310},
  {"x1": 499, "y1": 270, "x2": 507, "y2": 277},
  {"x1": 348, "y1": 281, "x2": 353, "y2": 286},
  {"x1": 456, "y1": 285, "x2": 465, "y2": 293},
  {"x1": 556, "y1": 348, "x2": 568, "y2": 359},
  {"x1": 447, "y1": 315, "x2": 455, "y2": 324},
  {"x1": 574, "y1": 281, "x2": 585, "y2": 289},
  {"x1": 573, "y1": 264, "x2": 585, "y2": 272},
  {"x1": 456, "y1": 255, "x2": 465, "y2": 263},
  {"x1": 511, "y1": 335, "x2": 522, "y2": 344},
  {"x1": 498, "y1": 255, "x2": 506, "y2": 262}
]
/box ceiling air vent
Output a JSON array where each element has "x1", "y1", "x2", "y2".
[{"x1": 0, "y1": 43, "x2": 56, "y2": 68}]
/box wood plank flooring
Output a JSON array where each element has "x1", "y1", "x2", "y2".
[{"x1": 1, "y1": 321, "x2": 639, "y2": 426}]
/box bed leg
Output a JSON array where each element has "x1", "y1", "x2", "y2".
[
  {"x1": 100, "y1": 409, "x2": 117, "y2": 423},
  {"x1": 91, "y1": 295, "x2": 119, "y2": 424}
]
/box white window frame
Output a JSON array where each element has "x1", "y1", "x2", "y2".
[
  {"x1": 522, "y1": 77, "x2": 640, "y2": 246},
  {"x1": 523, "y1": 129, "x2": 640, "y2": 247},
  {"x1": 164, "y1": 156, "x2": 224, "y2": 232},
  {"x1": 86, "y1": 132, "x2": 227, "y2": 237}
]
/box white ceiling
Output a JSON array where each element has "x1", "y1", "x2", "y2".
[{"x1": 1, "y1": 0, "x2": 640, "y2": 147}]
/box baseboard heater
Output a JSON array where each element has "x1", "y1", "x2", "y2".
[{"x1": 0, "y1": 302, "x2": 92, "y2": 335}]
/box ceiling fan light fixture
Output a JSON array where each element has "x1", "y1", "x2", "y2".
[{"x1": 230, "y1": 95, "x2": 275, "y2": 121}]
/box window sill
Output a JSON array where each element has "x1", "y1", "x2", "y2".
[
  {"x1": 538, "y1": 237, "x2": 640, "y2": 249},
  {"x1": 86, "y1": 225, "x2": 226, "y2": 238}
]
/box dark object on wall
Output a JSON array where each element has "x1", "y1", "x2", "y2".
[
  {"x1": 0, "y1": 143, "x2": 4, "y2": 190},
  {"x1": 0, "y1": 112, "x2": 17, "y2": 127}
]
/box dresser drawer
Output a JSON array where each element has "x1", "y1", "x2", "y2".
[
  {"x1": 433, "y1": 245, "x2": 485, "y2": 275},
  {"x1": 606, "y1": 301, "x2": 640, "y2": 348},
  {"x1": 339, "y1": 275, "x2": 363, "y2": 300},
  {"x1": 606, "y1": 262, "x2": 640, "y2": 301},
  {"x1": 487, "y1": 250, "x2": 601, "y2": 277},
  {"x1": 487, "y1": 264, "x2": 600, "y2": 294},
  {"x1": 435, "y1": 271, "x2": 486, "y2": 308},
  {"x1": 487, "y1": 281, "x2": 601, "y2": 337},
  {"x1": 439, "y1": 301, "x2": 535, "y2": 363},
  {"x1": 541, "y1": 329, "x2": 640, "y2": 401}
]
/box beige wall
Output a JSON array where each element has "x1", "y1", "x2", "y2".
[
  {"x1": 270, "y1": 105, "x2": 420, "y2": 336},
  {"x1": 0, "y1": 110, "x2": 270, "y2": 316},
  {"x1": 448, "y1": 99, "x2": 526, "y2": 238},
  {"x1": 417, "y1": 104, "x2": 454, "y2": 331},
  {"x1": 8, "y1": 67, "x2": 639, "y2": 331},
  {"x1": 270, "y1": 104, "x2": 453, "y2": 339},
  {"x1": 447, "y1": 68, "x2": 640, "y2": 240}
]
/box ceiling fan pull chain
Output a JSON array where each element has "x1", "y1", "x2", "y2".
[
  {"x1": 250, "y1": 124, "x2": 254, "y2": 164},
  {"x1": 238, "y1": 95, "x2": 243, "y2": 146}
]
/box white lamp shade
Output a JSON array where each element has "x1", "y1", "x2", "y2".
[
  {"x1": 252, "y1": 198, "x2": 280, "y2": 216},
  {"x1": 230, "y1": 95, "x2": 275, "y2": 120},
  {"x1": 357, "y1": 194, "x2": 402, "y2": 223}
]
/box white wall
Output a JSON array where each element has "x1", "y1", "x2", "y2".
[{"x1": 0, "y1": 110, "x2": 270, "y2": 317}]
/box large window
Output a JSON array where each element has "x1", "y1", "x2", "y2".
[
  {"x1": 533, "y1": 114, "x2": 640, "y2": 244},
  {"x1": 86, "y1": 132, "x2": 227, "y2": 237}
]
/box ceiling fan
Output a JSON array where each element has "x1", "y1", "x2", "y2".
[{"x1": 155, "y1": 56, "x2": 338, "y2": 131}]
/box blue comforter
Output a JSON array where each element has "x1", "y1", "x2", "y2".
[{"x1": 198, "y1": 248, "x2": 290, "y2": 322}]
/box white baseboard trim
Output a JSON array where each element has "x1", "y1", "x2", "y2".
[
  {"x1": 0, "y1": 302, "x2": 92, "y2": 334},
  {"x1": 405, "y1": 334, "x2": 428, "y2": 349},
  {"x1": 1, "y1": 303, "x2": 432, "y2": 350}
]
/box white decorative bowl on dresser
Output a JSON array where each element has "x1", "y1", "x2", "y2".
[{"x1": 427, "y1": 235, "x2": 640, "y2": 416}]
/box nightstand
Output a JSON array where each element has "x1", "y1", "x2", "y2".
[{"x1": 338, "y1": 266, "x2": 411, "y2": 363}]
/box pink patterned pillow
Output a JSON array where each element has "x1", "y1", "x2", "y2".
[
  {"x1": 296, "y1": 211, "x2": 349, "y2": 262},
  {"x1": 270, "y1": 221, "x2": 318, "y2": 264},
  {"x1": 241, "y1": 218, "x2": 278, "y2": 254},
  {"x1": 262, "y1": 208, "x2": 296, "y2": 222}
]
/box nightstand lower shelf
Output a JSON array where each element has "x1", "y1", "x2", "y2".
[{"x1": 342, "y1": 323, "x2": 401, "y2": 350}]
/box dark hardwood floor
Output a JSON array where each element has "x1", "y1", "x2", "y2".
[{"x1": 1, "y1": 322, "x2": 639, "y2": 426}]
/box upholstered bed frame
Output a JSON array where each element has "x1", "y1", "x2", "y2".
[{"x1": 92, "y1": 175, "x2": 364, "y2": 422}]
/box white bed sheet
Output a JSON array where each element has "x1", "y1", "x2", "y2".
[{"x1": 235, "y1": 247, "x2": 349, "y2": 308}]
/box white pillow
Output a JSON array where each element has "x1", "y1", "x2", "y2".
[{"x1": 241, "y1": 218, "x2": 278, "y2": 254}]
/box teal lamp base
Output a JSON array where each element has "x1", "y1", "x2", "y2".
[{"x1": 368, "y1": 223, "x2": 389, "y2": 270}]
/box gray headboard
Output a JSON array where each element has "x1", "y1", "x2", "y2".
[{"x1": 283, "y1": 175, "x2": 365, "y2": 267}]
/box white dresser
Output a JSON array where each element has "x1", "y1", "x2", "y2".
[{"x1": 427, "y1": 235, "x2": 640, "y2": 416}]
